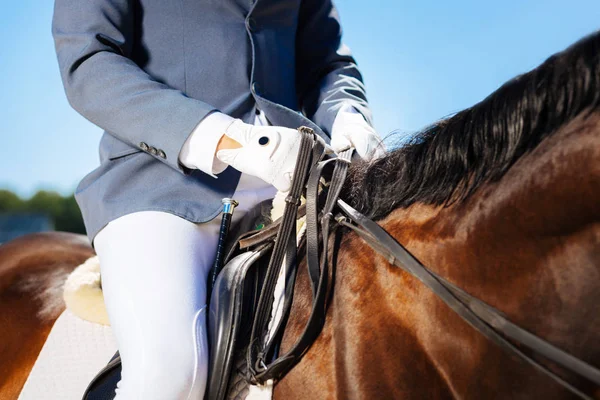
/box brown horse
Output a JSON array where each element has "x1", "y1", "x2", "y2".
[
  {"x1": 2, "y1": 30, "x2": 599, "y2": 399},
  {"x1": 0, "y1": 232, "x2": 93, "y2": 399},
  {"x1": 276, "y1": 31, "x2": 600, "y2": 399}
]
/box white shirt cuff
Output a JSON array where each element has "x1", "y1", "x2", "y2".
[{"x1": 178, "y1": 111, "x2": 235, "y2": 178}]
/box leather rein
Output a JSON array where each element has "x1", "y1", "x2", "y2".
[{"x1": 240, "y1": 127, "x2": 600, "y2": 399}]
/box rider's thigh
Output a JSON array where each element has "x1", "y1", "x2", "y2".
[{"x1": 94, "y1": 210, "x2": 218, "y2": 400}]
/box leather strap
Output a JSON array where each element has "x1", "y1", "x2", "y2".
[
  {"x1": 252, "y1": 149, "x2": 353, "y2": 383},
  {"x1": 238, "y1": 204, "x2": 307, "y2": 250},
  {"x1": 247, "y1": 127, "x2": 323, "y2": 382},
  {"x1": 246, "y1": 128, "x2": 353, "y2": 383}
]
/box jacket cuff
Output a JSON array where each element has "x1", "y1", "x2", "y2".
[{"x1": 178, "y1": 111, "x2": 235, "y2": 178}]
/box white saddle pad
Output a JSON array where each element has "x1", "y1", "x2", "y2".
[{"x1": 18, "y1": 308, "x2": 118, "y2": 400}]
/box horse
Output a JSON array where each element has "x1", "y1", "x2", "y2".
[
  {"x1": 2, "y1": 30, "x2": 599, "y2": 399},
  {"x1": 275, "y1": 30, "x2": 600, "y2": 399},
  {"x1": 0, "y1": 232, "x2": 93, "y2": 399}
]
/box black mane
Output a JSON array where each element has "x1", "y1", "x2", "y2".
[{"x1": 344, "y1": 30, "x2": 600, "y2": 220}]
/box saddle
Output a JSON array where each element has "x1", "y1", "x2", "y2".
[{"x1": 82, "y1": 127, "x2": 348, "y2": 400}]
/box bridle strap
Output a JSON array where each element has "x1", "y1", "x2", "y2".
[
  {"x1": 252, "y1": 149, "x2": 352, "y2": 382},
  {"x1": 247, "y1": 127, "x2": 325, "y2": 382},
  {"x1": 335, "y1": 199, "x2": 600, "y2": 400},
  {"x1": 246, "y1": 127, "x2": 353, "y2": 383}
]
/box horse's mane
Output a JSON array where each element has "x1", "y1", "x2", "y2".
[{"x1": 345, "y1": 30, "x2": 600, "y2": 220}]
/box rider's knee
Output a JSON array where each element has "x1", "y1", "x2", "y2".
[
  {"x1": 115, "y1": 307, "x2": 209, "y2": 399},
  {"x1": 117, "y1": 351, "x2": 207, "y2": 400}
]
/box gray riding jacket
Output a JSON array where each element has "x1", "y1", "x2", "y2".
[{"x1": 51, "y1": 0, "x2": 370, "y2": 248}]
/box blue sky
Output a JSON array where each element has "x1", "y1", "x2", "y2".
[{"x1": 1, "y1": 0, "x2": 599, "y2": 198}]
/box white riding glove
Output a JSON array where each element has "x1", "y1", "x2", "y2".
[
  {"x1": 330, "y1": 104, "x2": 386, "y2": 161},
  {"x1": 216, "y1": 119, "x2": 302, "y2": 192}
]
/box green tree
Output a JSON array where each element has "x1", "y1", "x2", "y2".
[
  {"x1": 0, "y1": 190, "x2": 26, "y2": 212},
  {"x1": 26, "y1": 190, "x2": 65, "y2": 217},
  {"x1": 0, "y1": 189, "x2": 85, "y2": 234}
]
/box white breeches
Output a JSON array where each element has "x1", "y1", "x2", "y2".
[{"x1": 93, "y1": 172, "x2": 277, "y2": 400}]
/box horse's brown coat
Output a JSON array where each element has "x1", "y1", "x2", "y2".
[
  {"x1": 0, "y1": 232, "x2": 93, "y2": 399},
  {"x1": 275, "y1": 111, "x2": 600, "y2": 399}
]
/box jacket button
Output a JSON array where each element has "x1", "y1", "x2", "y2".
[
  {"x1": 149, "y1": 146, "x2": 158, "y2": 155},
  {"x1": 252, "y1": 82, "x2": 259, "y2": 94},
  {"x1": 158, "y1": 149, "x2": 166, "y2": 159},
  {"x1": 139, "y1": 142, "x2": 149, "y2": 151}
]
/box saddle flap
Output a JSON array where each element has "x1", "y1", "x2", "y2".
[{"x1": 206, "y1": 244, "x2": 271, "y2": 400}]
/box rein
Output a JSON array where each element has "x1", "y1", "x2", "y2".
[
  {"x1": 242, "y1": 127, "x2": 600, "y2": 399},
  {"x1": 243, "y1": 126, "x2": 353, "y2": 384}
]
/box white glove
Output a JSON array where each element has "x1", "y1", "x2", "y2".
[
  {"x1": 330, "y1": 104, "x2": 386, "y2": 161},
  {"x1": 216, "y1": 119, "x2": 302, "y2": 192}
]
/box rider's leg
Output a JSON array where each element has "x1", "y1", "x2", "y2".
[
  {"x1": 93, "y1": 173, "x2": 276, "y2": 400},
  {"x1": 94, "y1": 210, "x2": 215, "y2": 400}
]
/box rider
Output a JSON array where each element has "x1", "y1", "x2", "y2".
[{"x1": 52, "y1": 0, "x2": 385, "y2": 398}]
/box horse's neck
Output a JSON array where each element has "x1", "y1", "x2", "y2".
[
  {"x1": 277, "y1": 110, "x2": 600, "y2": 399},
  {"x1": 371, "y1": 109, "x2": 600, "y2": 397},
  {"x1": 423, "y1": 109, "x2": 600, "y2": 298}
]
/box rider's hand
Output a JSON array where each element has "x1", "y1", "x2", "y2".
[
  {"x1": 216, "y1": 119, "x2": 302, "y2": 192},
  {"x1": 330, "y1": 104, "x2": 386, "y2": 161}
]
